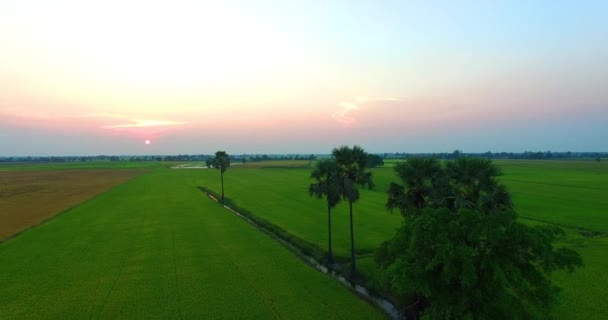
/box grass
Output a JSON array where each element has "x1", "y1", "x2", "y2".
[
  {"x1": 0, "y1": 169, "x2": 145, "y2": 240},
  {"x1": 552, "y1": 235, "x2": 608, "y2": 319},
  {"x1": 0, "y1": 168, "x2": 386, "y2": 319},
  {"x1": 198, "y1": 159, "x2": 608, "y2": 319},
  {"x1": 495, "y1": 160, "x2": 608, "y2": 232},
  {"x1": 239, "y1": 160, "x2": 313, "y2": 169},
  {"x1": 197, "y1": 167, "x2": 402, "y2": 258}
]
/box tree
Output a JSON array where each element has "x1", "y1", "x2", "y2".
[
  {"x1": 212, "y1": 151, "x2": 230, "y2": 200},
  {"x1": 332, "y1": 145, "x2": 374, "y2": 277},
  {"x1": 450, "y1": 149, "x2": 461, "y2": 159},
  {"x1": 444, "y1": 158, "x2": 512, "y2": 214},
  {"x1": 376, "y1": 158, "x2": 582, "y2": 319},
  {"x1": 387, "y1": 157, "x2": 511, "y2": 215},
  {"x1": 205, "y1": 158, "x2": 213, "y2": 168},
  {"x1": 366, "y1": 154, "x2": 385, "y2": 168},
  {"x1": 386, "y1": 157, "x2": 443, "y2": 212},
  {"x1": 309, "y1": 159, "x2": 342, "y2": 264}
]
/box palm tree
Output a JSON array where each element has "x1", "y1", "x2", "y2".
[
  {"x1": 213, "y1": 151, "x2": 231, "y2": 200},
  {"x1": 309, "y1": 159, "x2": 342, "y2": 264},
  {"x1": 332, "y1": 145, "x2": 374, "y2": 278},
  {"x1": 386, "y1": 157, "x2": 443, "y2": 215},
  {"x1": 444, "y1": 157, "x2": 512, "y2": 214},
  {"x1": 386, "y1": 157, "x2": 512, "y2": 216}
]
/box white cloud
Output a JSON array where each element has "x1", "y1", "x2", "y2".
[{"x1": 332, "y1": 96, "x2": 398, "y2": 127}]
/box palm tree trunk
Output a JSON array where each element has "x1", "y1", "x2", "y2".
[
  {"x1": 327, "y1": 201, "x2": 333, "y2": 264},
  {"x1": 349, "y1": 200, "x2": 356, "y2": 277},
  {"x1": 220, "y1": 170, "x2": 225, "y2": 200}
]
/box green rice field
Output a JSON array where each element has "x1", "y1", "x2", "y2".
[
  {"x1": 197, "y1": 159, "x2": 608, "y2": 319},
  {"x1": 0, "y1": 168, "x2": 385, "y2": 319},
  {"x1": 1, "y1": 159, "x2": 606, "y2": 319}
]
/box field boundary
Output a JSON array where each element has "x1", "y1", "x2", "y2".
[
  {"x1": 519, "y1": 215, "x2": 607, "y2": 236},
  {"x1": 0, "y1": 170, "x2": 148, "y2": 244},
  {"x1": 0, "y1": 202, "x2": 82, "y2": 244},
  {"x1": 502, "y1": 179, "x2": 608, "y2": 191},
  {"x1": 198, "y1": 187, "x2": 400, "y2": 320}
]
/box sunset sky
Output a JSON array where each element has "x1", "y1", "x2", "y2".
[{"x1": 1, "y1": 0, "x2": 607, "y2": 155}]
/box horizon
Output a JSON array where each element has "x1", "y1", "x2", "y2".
[
  {"x1": 2, "y1": 1, "x2": 607, "y2": 155},
  {"x1": 3, "y1": 150, "x2": 606, "y2": 158}
]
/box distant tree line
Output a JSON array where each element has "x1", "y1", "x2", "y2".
[
  {"x1": 0, "y1": 154, "x2": 318, "y2": 163},
  {"x1": 243, "y1": 154, "x2": 317, "y2": 162},
  {"x1": 382, "y1": 150, "x2": 607, "y2": 160},
  {"x1": 0, "y1": 155, "x2": 211, "y2": 163},
  {"x1": 1, "y1": 151, "x2": 605, "y2": 163}
]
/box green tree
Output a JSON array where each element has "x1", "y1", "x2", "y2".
[
  {"x1": 366, "y1": 154, "x2": 385, "y2": 168},
  {"x1": 309, "y1": 159, "x2": 342, "y2": 264},
  {"x1": 444, "y1": 158, "x2": 512, "y2": 214},
  {"x1": 386, "y1": 157, "x2": 443, "y2": 212},
  {"x1": 332, "y1": 145, "x2": 374, "y2": 277},
  {"x1": 387, "y1": 157, "x2": 511, "y2": 215},
  {"x1": 377, "y1": 158, "x2": 582, "y2": 319},
  {"x1": 212, "y1": 151, "x2": 230, "y2": 200}
]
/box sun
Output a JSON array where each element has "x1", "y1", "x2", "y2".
[{"x1": 145, "y1": 139, "x2": 151, "y2": 145}]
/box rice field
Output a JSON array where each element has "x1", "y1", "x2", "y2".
[
  {"x1": 197, "y1": 159, "x2": 608, "y2": 319},
  {"x1": 0, "y1": 168, "x2": 386, "y2": 319},
  {"x1": 1, "y1": 159, "x2": 606, "y2": 319},
  {"x1": 0, "y1": 169, "x2": 144, "y2": 240}
]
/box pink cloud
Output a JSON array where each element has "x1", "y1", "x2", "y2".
[{"x1": 102, "y1": 119, "x2": 186, "y2": 129}]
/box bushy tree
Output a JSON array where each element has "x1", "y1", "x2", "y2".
[
  {"x1": 366, "y1": 154, "x2": 385, "y2": 168},
  {"x1": 377, "y1": 158, "x2": 582, "y2": 319},
  {"x1": 309, "y1": 159, "x2": 342, "y2": 264},
  {"x1": 212, "y1": 151, "x2": 230, "y2": 200},
  {"x1": 332, "y1": 145, "x2": 374, "y2": 277}
]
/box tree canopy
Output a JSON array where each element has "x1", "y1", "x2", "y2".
[
  {"x1": 387, "y1": 157, "x2": 511, "y2": 215},
  {"x1": 377, "y1": 157, "x2": 582, "y2": 319},
  {"x1": 366, "y1": 154, "x2": 385, "y2": 168},
  {"x1": 213, "y1": 151, "x2": 230, "y2": 173}
]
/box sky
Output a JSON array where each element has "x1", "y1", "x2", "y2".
[{"x1": 1, "y1": 0, "x2": 607, "y2": 156}]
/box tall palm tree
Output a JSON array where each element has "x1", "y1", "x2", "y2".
[
  {"x1": 213, "y1": 151, "x2": 231, "y2": 200},
  {"x1": 309, "y1": 159, "x2": 342, "y2": 264},
  {"x1": 386, "y1": 157, "x2": 443, "y2": 215},
  {"x1": 332, "y1": 145, "x2": 374, "y2": 278}
]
